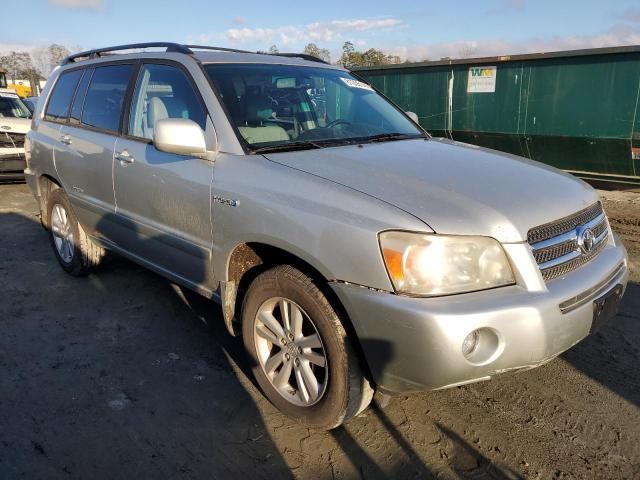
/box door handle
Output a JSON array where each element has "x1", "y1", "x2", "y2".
[
  {"x1": 115, "y1": 150, "x2": 135, "y2": 165},
  {"x1": 60, "y1": 135, "x2": 72, "y2": 145}
]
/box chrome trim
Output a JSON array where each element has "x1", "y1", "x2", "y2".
[
  {"x1": 559, "y1": 262, "x2": 627, "y2": 313},
  {"x1": 537, "y1": 228, "x2": 608, "y2": 271},
  {"x1": 527, "y1": 202, "x2": 603, "y2": 245},
  {"x1": 531, "y1": 213, "x2": 605, "y2": 251},
  {"x1": 538, "y1": 249, "x2": 582, "y2": 270}
]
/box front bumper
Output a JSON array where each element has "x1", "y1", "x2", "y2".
[
  {"x1": 0, "y1": 153, "x2": 26, "y2": 181},
  {"x1": 331, "y1": 236, "x2": 629, "y2": 393}
]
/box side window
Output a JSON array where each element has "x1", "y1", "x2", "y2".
[
  {"x1": 128, "y1": 64, "x2": 206, "y2": 140},
  {"x1": 81, "y1": 64, "x2": 133, "y2": 133},
  {"x1": 44, "y1": 69, "x2": 83, "y2": 122},
  {"x1": 69, "y1": 69, "x2": 93, "y2": 125}
]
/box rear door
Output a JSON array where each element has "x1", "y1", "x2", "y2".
[
  {"x1": 54, "y1": 63, "x2": 135, "y2": 236},
  {"x1": 112, "y1": 62, "x2": 215, "y2": 289}
]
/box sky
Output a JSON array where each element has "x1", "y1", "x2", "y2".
[{"x1": 2, "y1": 0, "x2": 640, "y2": 62}]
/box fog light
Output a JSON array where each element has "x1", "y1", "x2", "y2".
[{"x1": 462, "y1": 330, "x2": 480, "y2": 357}]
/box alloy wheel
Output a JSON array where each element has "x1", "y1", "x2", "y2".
[
  {"x1": 254, "y1": 297, "x2": 328, "y2": 406},
  {"x1": 50, "y1": 203, "x2": 74, "y2": 263}
]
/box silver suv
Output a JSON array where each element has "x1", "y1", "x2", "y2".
[{"x1": 25, "y1": 43, "x2": 629, "y2": 429}]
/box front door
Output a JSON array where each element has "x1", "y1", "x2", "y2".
[{"x1": 112, "y1": 62, "x2": 214, "y2": 291}]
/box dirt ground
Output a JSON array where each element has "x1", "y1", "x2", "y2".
[{"x1": 1, "y1": 183, "x2": 639, "y2": 480}]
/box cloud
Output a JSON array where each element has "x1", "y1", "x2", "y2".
[
  {"x1": 201, "y1": 17, "x2": 403, "y2": 47},
  {"x1": 386, "y1": 24, "x2": 640, "y2": 62},
  {"x1": 49, "y1": 0, "x2": 103, "y2": 10},
  {"x1": 232, "y1": 16, "x2": 247, "y2": 26}
]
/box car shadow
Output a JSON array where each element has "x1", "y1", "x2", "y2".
[
  {"x1": 562, "y1": 281, "x2": 640, "y2": 407},
  {"x1": 0, "y1": 211, "x2": 292, "y2": 479},
  {"x1": 436, "y1": 424, "x2": 523, "y2": 479}
]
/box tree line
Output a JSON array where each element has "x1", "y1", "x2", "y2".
[
  {"x1": 268, "y1": 41, "x2": 403, "y2": 67},
  {"x1": 0, "y1": 44, "x2": 74, "y2": 95},
  {"x1": 1, "y1": 40, "x2": 404, "y2": 95}
]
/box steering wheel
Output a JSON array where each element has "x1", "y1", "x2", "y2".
[{"x1": 325, "y1": 119, "x2": 352, "y2": 128}]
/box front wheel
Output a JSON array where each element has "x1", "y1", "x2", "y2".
[{"x1": 242, "y1": 265, "x2": 373, "y2": 429}]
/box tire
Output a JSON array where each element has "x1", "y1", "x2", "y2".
[
  {"x1": 47, "y1": 188, "x2": 105, "y2": 276},
  {"x1": 241, "y1": 265, "x2": 374, "y2": 430}
]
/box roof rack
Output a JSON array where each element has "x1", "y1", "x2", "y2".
[
  {"x1": 61, "y1": 42, "x2": 330, "y2": 66},
  {"x1": 261, "y1": 52, "x2": 329, "y2": 64},
  {"x1": 61, "y1": 42, "x2": 195, "y2": 65},
  {"x1": 184, "y1": 44, "x2": 253, "y2": 54}
]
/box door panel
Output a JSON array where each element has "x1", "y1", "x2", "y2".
[
  {"x1": 112, "y1": 138, "x2": 214, "y2": 288},
  {"x1": 55, "y1": 126, "x2": 117, "y2": 234},
  {"x1": 112, "y1": 62, "x2": 214, "y2": 289}
]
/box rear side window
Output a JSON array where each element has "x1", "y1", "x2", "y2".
[
  {"x1": 45, "y1": 69, "x2": 83, "y2": 122},
  {"x1": 81, "y1": 64, "x2": 133, "y2": 133},
  {"x1": 69, "y1": 69, "x2": 93, "y2": 125}
]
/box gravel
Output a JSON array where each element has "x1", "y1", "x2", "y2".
[{"x1": 1, "y1": 183, "x2": 638, "y2": 479}]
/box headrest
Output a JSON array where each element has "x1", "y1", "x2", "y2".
[{"x1": 245, "y1": 95, "x2": 272, "y2": 122}]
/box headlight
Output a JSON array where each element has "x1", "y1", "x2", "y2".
[{"x1": 379, "y1": 231, "x2": 515, "y2": 296}]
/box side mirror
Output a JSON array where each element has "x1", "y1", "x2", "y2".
[
  {"x1": 153, "y1": 118, "x2": 207, "y2": 156},
  {"x1": 406, "y1": 111, "x2": 419, "y2": 124}
]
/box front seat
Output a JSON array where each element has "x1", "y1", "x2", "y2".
[
  {"x1": 145, "y1": 96, "x2": 189, "y2": 138},
  {"x1": 238, "y1": 95, "x2": 289, "y2": 144}
]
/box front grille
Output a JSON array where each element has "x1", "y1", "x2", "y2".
[
  {"x1": 527, "y1": 202, "x2": 603, "y2": 244},
  {"x1": 0, "y1": 131, "x2": 25, "y2": 149},
  {"x1": 528, "y1": 202, "x2": 609, "y2": 281},
  {"x1": 533, "y1": 239, "x2": 577, "y2": 265},
  {"x1": 540, "y1": 240, "x2": 607, "y2": 282}
]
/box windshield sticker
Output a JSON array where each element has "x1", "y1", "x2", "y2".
[{"x1": 340, "y1": 78, "x2": 374, "y2": 91}]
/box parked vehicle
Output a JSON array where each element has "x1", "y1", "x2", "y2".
[
  {"x1": 22, "y1": 96, "x2": 39, "y2": 114},
  {"x1": 25, "y1": 43, "x2": 629, "y2": 429},
  {"x1": 0, "y1": 89, "x2": 31, "y2": 181}
]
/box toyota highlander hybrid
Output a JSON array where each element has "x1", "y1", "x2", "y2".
[{"x1": 25, "y1": 43, "x2": 629, "y2": 429}]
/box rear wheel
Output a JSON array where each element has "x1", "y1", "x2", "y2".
[
  {"x1": 47, "y1": 189, "x2": 104, "y2": 276},
  {"x1": 242, "y1": 265, "x2": 373, "y2": 429}
]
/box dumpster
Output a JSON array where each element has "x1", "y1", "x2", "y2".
[{"x1": 355, "y1": 46, "x2": 640, "y2": 185}]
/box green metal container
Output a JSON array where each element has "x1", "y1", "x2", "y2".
[{"x1": 355, "y1": 46, "x2": 640, "y2": 185}]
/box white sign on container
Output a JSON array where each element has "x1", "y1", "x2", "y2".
[{"x1": 467, "y1": 66, "x2": 497, "y2": 93}]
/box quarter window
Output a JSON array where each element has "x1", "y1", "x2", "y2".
[
  {"x1": 45, "y1": 69, "x2": 83, "y2": 122},
  {"x1": 81, "y1": 64, "x2": 133, "y2": 133},
  {"x1": 128, "y1": 64, "x2": 206, "y2": 140}
]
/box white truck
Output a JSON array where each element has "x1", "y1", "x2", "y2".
[{"x1": 0, "y1": 88, "x2": 31, "y2": 180}]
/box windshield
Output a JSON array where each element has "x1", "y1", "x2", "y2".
[
  {"x1": 0, "y1": 94, "x2": 31, "y2": 118},
  {"x1": 204, "y1": 63, "x2": 424, "y2": 151}
]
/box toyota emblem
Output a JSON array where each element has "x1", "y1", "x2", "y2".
[{"x1": 577, "y1": 226, "x2": 595, "y2": 254}]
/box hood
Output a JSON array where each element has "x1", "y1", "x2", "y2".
[
  {"x1": 0, "y1": 117, "x2": 31, "y2": 134},
  {"x1": 264, "y1": 138, "x2": 598, "y2": 243}
]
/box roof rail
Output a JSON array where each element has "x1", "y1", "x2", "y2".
[
  {"x1": 61, "y1": 42, "x2": 193, "y2": 65},
  {"x1": 60, "y1": 42, "x2": 331, "y2": 66},
  {"x1": 260, "y1": 52, "x2": 329, "y2": 64},
  {"x1": 190, "y1": 46, "x2": 328, "y2": 64},
  {"x1": 184, "y1": 44, "x2": 253, "y2": 54}
]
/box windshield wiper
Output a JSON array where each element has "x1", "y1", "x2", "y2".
[
  {"x1": 252, "y1": 140, "x2": 328, "y2": 154},
  {"x1": 357, "y1": 132, "x2": 426, "y2": 144}
]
